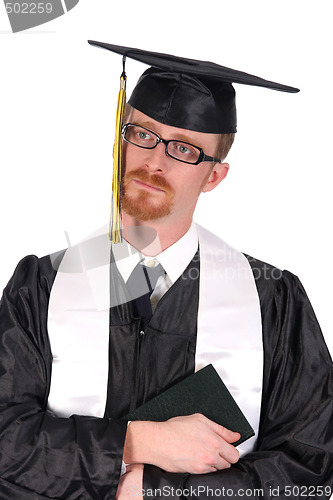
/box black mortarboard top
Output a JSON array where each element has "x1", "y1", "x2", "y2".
[{"x1": 88, "y1": 40, "x2": 299, "y2": 134}]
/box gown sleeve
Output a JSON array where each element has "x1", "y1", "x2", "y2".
[
  {"x1": 142, "y1": 258, "x2": 333, "y2": 499},
  {"x1": 0, "y1": 255, "x2": 127, "y2": 499}
]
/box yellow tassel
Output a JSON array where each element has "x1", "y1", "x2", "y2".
[{"x1": 110, "y1": 72, "x2": 127, "y2": 243}]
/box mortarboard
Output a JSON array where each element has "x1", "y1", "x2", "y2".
[
  {"x1": 88, "y1": 41, "x2": 299, "y2": 134},
  {"x1": 88, "y1": 41, "x2": 299, "y2": 242}
]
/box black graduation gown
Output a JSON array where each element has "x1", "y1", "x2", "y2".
[
  {"x1": 0, "y1": 254, "x2": 127, "y2": 499},
  {"x1": 143, "y1": 256, "x2": 333, "y2": 499},
  {"x1": 0, "y1": 252, "x2": 332, "y2": 499}
]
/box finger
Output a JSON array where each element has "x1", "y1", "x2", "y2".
[
  {"x1": 215, "y1": 424, "x2": 241, "y2": 444},
  {"x1": 202, "y1": 417, "x2": 241, "y2": 443},
  {"x1": 220, "y1": 443, "x2": 239, "y2": 464},
  {"x1": 211, "y1": 455, "x2": 232, "y2": 471}
]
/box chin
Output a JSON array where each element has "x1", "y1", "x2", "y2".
[{"x1": 122, "y1": 195, "x2": 171, "y2": 222}]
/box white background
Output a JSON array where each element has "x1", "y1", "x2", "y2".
[{"x1": 0, "y1": 0, "x2": 332, "y2": 355}]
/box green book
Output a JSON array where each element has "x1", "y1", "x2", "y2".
[{"x1": 127, "y1": 364, "x2": 254, "y2": 446}]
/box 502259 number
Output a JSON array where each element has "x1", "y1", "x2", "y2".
[
  {"x1": 285, "y1": 485, "x2": 332, "y2": 497},
  {"x1": 5, "y1": 3, "x2": 53, "y2": 14}
]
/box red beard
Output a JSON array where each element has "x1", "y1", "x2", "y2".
[{"x1": 121, "y1": 168, "x2": 174, "y2": 221}]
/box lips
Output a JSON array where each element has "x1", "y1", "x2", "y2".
[
  {"x1": 133, "y1": 179, "x2": 165, "y2": 192},
  {"x1": 122, "y1": 168, "x2": 174, "y2": 199}
]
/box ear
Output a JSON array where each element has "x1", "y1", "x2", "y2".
[{"x1": 202, "y1": 162, "x2": 229, "y2": 193}]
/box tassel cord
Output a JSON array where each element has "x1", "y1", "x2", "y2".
[{"x1": 110, "y1": 73, "x2": 127, "y2": 243}]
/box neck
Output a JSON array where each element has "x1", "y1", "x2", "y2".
[{"x1": 121, "y1": 212, "x2": 193, "y2": 256}]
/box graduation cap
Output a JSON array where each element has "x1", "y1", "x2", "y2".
[{"x1": 88, "y1": 41, "x2": 299, "y2": 242}]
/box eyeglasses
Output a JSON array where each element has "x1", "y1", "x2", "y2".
[{"x1": 121, "y1": 123, "x2": 221, "y2": 165}]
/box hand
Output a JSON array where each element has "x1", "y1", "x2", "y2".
[
  {"x1": 152, "y1": 414, "x2": 240, "y2": 473},
  {"x1": 116, "y1": 464, "x2": 144, "y2": 500},
  {"x1": 124, "y1": 414, "x2": 240, "y2": 474}
]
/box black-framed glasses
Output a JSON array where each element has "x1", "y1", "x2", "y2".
[{"x1": 121, "y1": 123, "x2": 221, "y2": 165}]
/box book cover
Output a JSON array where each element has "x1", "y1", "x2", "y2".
[{"x1": 127, "y1": 364, "x2": 254, "y2": 446}]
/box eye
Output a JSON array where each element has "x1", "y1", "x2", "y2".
[
  {"x1": 138, "y1": 131, "x2": 152, "y2": 141},
  {"x1": 125, "y1": 125, "x2": 157, "y2": 147},
  {"x1": 177, "y1": 144, "x2": 192, "y2": 154},
  {"x1": 168, "y1": 141, "x2": 199, "y2": 163}
]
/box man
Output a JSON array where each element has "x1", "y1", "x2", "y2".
[{"x1": 0, "y1": 42, "x2": 332, "y2": 499}]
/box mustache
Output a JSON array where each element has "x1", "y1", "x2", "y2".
[{"x1": 122, "y1": 169, "x2": 174, "y2": 197}]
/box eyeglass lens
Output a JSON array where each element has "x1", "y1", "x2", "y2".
[{"x1": 124, "y1": 124, "x2": 201, "y2": 164}]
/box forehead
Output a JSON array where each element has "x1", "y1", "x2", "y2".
[{"x1": 129, "y1": 108, "x2": 220, "y2": 150}]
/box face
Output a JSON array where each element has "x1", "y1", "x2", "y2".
[{"x1": 121, "y1": 109, "x2": 229, "y2": 223}]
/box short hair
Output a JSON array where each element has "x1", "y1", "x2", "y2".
[
  {"x1": 123, "y1": 103, "x2": 235, "y2": 162},
  {"x1": 216, "y1": 133, "x2": 235, "y2": 162}
]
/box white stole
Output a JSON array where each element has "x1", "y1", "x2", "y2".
[{"x1": 47, "y1": 224, "x2": 263, "y2": 457}]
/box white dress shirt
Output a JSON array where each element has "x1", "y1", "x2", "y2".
[{"x1": 113, "y1": 222, "x2": 199, "y2": 310}]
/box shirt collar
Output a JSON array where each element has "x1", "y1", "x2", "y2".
[{"x1": 113, "y1": 222, "x2": 198, "y2": 284}]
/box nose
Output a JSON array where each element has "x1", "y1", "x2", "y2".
[{"x1": 144, "y1": 142, "x2": 169, "y2": 173}]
